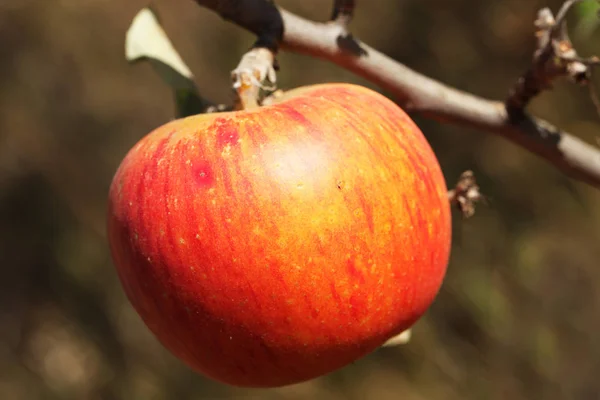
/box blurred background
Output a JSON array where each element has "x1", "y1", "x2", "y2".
[{"x1": 1, "y1": 0, "x2": 600, "y2": 399}]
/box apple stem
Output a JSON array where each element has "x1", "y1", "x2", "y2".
[{"x1": 231, "y1": 47, "x2": 277, "y2": 110}]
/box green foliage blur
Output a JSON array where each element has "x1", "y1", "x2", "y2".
[{"x1": 1, "y1": 0, "x2": 600, "y2": 399}]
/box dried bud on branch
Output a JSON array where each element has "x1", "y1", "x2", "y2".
[{"x1": 448, "y1": 171, "x2": 485, "y2": 218}]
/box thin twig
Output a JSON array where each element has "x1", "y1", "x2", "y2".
[
  {"x1": 506, "y1": 0, "x2": 600, "y2": 111},
  {"x1": 556, "y1": 0, "x2": 585, "y2": 24},
  {"x1": 192, "y1": 0, "x2": 600, "y2": 189}
]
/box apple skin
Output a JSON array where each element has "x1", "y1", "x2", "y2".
[{"x1": 107, "y1": 83, "x2": 451, "y2": 387}]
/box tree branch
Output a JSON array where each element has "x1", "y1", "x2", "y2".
[
  {"x1": 193, "y1": 0, "x2": 283, "y2": 50},
  {"x1": 506, "y1": 0, "x2": 600, "y2": 111},
  {"x1": 331, "y1": 0, "x2": 356, "y2": 28},
  {"x1": 193, "y1": 0, "x2": 600, "y2": 189}
]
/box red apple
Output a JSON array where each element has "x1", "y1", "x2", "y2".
[{"x1": 107, "y1": 83, "x2": 451, "y2": 387}]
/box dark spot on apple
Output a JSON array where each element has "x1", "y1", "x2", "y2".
[
  {"x1": 192, "y1": 162, "x2": 214, "y2": 187},
  {"x1": 336, "y1": 180, "x2": 345, "y2": 190}
]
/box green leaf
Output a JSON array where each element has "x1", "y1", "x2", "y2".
[{"x1": 125, "y1": 7, "x2": 211, "y2": 118}]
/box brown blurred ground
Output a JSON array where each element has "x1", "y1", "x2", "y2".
[{"x1": 1, "y1": 0, "x2": 600, "y2": 399}]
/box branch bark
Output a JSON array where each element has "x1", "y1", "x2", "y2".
[
  {"x1": 193, "y1": 0, "x2": 600, "y2": 189},
  {"x1": 193, "y1": 0, "x2": 283, "y2": 49}
]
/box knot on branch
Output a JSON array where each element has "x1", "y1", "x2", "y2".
[
  {"x1": 448, "y1": 171, "x2": 484, "y2": 218},
  {"x1": 330, "y1": 0, "x2": 367, "y2": 56},
  {"x1": 507, "y1": 0, "x2": 600, "y2": 111}
]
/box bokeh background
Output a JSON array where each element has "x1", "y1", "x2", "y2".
[{"x1": 2, "y1": 0, "x2": 600, "y2": 399}]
